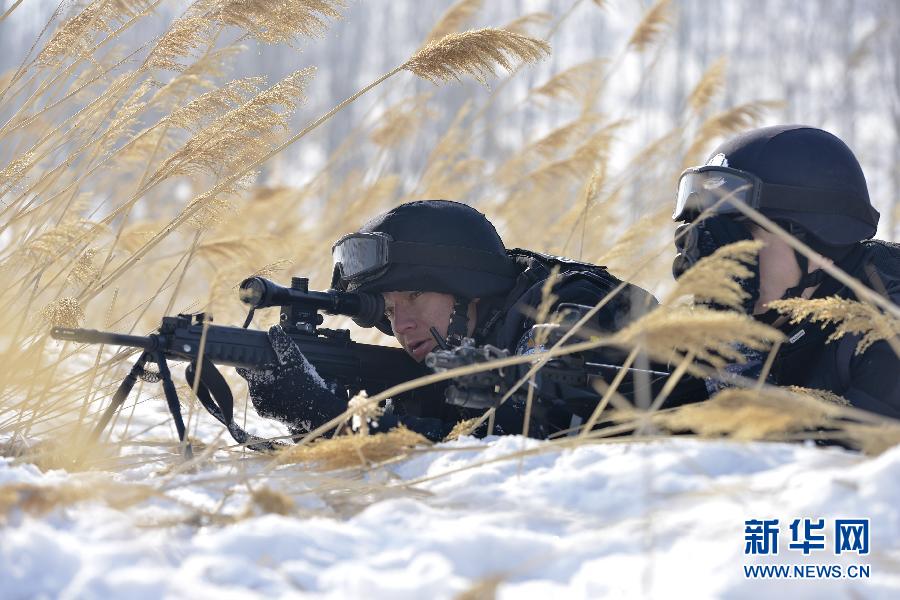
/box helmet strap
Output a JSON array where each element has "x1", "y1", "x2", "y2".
[
  {"x1": 781, "y1": 248, "x2": 825, "y2": 300},
  {"x1": 447, "y1": 296, "x2": 471, "y2": 346}
]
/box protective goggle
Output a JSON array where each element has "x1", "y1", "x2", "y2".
[
  {"x1": 672, "y1": 166, "x2": 762, "y2": 222},
  {"x1": 673, "y1": 165, "x2": 873, "y2": 225},
  {"x1": 331, "y1": 231, "x2": 520, "y2": 288},
  {"x1": 332, "y1": 232, "x2": 393, "y2": 286}
]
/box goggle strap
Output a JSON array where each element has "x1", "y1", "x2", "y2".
[
  {"x1": 760, "y1": 183, "x2": 876, "y2": 222},
  {"x1": 389, "y1": 242, "x2": 519, "y2": 278}
]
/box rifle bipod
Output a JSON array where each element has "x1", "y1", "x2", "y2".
[{"x1": 92, "y1": 349, "x2": 194, "y2": 460}]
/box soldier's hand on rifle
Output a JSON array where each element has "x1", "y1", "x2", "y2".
[{"x1": 236, "y1": 325, "x2": 346, "y2": 434}]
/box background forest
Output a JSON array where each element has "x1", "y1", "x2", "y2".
[{"x1": 0, "y1": 2, "x2": 898, "y2": 597}]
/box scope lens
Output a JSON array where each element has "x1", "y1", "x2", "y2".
[{"x1": 238, "y1": 278, "x2": 265, "y2": 307}]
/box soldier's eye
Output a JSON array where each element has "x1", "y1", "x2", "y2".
[
  {"x1": 409, "y1": 291, "x2": 423, "y2": 300},
  {"x1": 384, "y1": 306, "x2": 394, "y2": 319}
]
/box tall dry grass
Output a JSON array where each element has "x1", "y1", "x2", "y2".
[{"x1": 0, "y1": 0, "x2": 897, "y2": 528}]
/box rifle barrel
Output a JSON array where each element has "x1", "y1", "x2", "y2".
[{"x1": 51, "y1": 327, "x2": 157, "y2": 351}]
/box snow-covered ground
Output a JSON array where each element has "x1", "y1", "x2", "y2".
[{"x1": 2, "y1": 416, "x2": 899, "y2": 599}]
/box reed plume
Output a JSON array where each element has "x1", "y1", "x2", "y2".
[
  {"x1": 768, "y1": 296, "x2": 900, "y2": 354},
  {"x1": 156, "y1": 68, "x2": 314, "y2": 180},
  {"x1": 524, "y1": 121, "x2": 623, "y2": 193},
  {"x1": 208, "y1": 0, "x2": 347, "y2": 44},
  {"x1": 67, "y1": 248, "x2": 100, "y2": 286},
  {"x1": 687, "y1": 56, "x2": 727, "y2": 115},
  {"x1": 611, "y1": 306, "x2": 784, "y2": 372},
  {"x1": 146, "y1": 15, "x2": 213, "y2": 72},
  {"x1": 501, "y1": 12, "x2": 552, "y2": 34},
  {"x1": 36, "y1": 0, "x2": 123, "y2": 65},
  {"x1": 627, "y1": 0, "x2": 672, "y2": 53},
  {"x1": 683, "y1": 100, "x2": 783, "y2": 167},
  {"x1": 652, "y1": 387, "x2": 845, "y2": 441},
  {"x1": 39, "y1": 297, "x2": 85, "y2": 328},
  {"x1": 249, "y1": 487, "x2": 296, "y2": 516},
  {"x1": 665, "y1": 239, "x2": 764, "y2": 310},
  {"x1": 275, "y1": 427, "x2": 428, "y2": 470},
  {"x1": 422, "y1": 0, "x2": 483, "y2": 46},
  {"x1": 494, "y1": 115, "x2": 602, "y2": 186},
  {"x1": 403, "y1": 28, "x2": 550, "y2": 85},
  {"x1": 531, "y1": 58, "x2": 607, "y2": 107},
  {"x1": 0, "y1": 477, "x2": 151, "y2": 517},
  {"x1": 370, "y1": 93, "x2": 436, "y2": 148}
]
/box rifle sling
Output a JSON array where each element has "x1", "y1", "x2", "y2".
[{"x1": 186, "y1": 359, "x2": 286, "y2": 452}]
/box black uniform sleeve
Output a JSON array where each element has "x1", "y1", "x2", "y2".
[{"x1": 844, "y1": 340, "x2": 900, "y2": 419}]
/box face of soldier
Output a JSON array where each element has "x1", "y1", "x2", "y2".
[
  {"x1": 749, "y1": 225, "x2": 828, "y2": 314},
  {"x1": 382, "y1": 291, "x2": 478, "y2": 362}
]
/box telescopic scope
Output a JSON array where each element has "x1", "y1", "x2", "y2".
[{"x1": 238, "y1": 276, "x2": 384, "y2": 327}]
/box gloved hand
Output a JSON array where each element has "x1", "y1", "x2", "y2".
[
  {"x1": 236, "y1": 325, "x2": 347, "y2": 434},
  {"x1": 673, "y1": 215, "x2": 760, "y2": 314}
]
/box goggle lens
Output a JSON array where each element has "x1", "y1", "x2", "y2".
[
  {"x1": 673, "y1": 168, "x2": 758, "y2": 221},
  {"x1": 332, "y1": 234, "x2": 390, "y2": 281}
]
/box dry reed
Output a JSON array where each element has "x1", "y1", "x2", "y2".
[
  {"x1": 768, "y1": 296, "x2": 900, "y2": 354},
  {"x1": 0, "y1": 1, "x2": 894, "y2": 548}
]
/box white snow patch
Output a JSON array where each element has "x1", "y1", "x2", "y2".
[{"x1": 1, "y1": 436, "x2": 898, "y2": 598}]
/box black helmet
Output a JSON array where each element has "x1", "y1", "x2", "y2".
[
  {"x1": 681, "y1": 125, "x2": 880, "y2": 247},
  {"x1": 331, "y1": 200, "x2": 519, "y2": 334}
]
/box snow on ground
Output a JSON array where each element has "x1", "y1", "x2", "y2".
[{"x1": 2, "y1": 421, "x2": 900, "y2": 599}]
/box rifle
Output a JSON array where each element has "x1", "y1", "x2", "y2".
[{"x1": 51, "y1": 276, "x2": 433, "y2": 455}]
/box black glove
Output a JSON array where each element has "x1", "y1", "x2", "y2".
[
  {"x1": 236, "y1": 325, "x2": 347, "y2": 434},
  {"x1": 673, "y1": 215, "x2": 760, "y2": 314}
]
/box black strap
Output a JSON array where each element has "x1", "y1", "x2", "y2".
[
  {"x1": 186, "y1": 359, "x2": 286, "y2": 452},
  {"x1": 447, "y1": 296, "x2": 470, "y2": 345}
]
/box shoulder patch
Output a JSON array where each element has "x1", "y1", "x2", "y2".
[{"x1": 515, "y1": 327, "x2": 547, "y2": 356}]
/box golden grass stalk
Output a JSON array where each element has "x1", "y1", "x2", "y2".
[
  {"x1": 0, "y1": 478, "x2": 153, "y2": 517},
  {"x1": 347, "y1": 391, "x2": 383, "y2": 436},
  {"x1": 524, "y1": 120, "x2": 623, "y2": 193},
  {"x1": 840, "y1": 422, "x2": 900, "y2": 456},
  {"x1": 682, "y1": 100, "x2": 784, "y2": 167},
  {"x1": 369, "y1": 93, "x2": 436, "y2": 148},
  {"x1": 39, "y1": 297, "x2": 85, "y2": 328},
  {"x1": 501, "y1": 11, "x2": 552, "y2": 34},
  {"x1": 443, "y1": 418, "x2": 481, "y2": 441},
  {"x1": 83, "y1": 30, "x2": 550, "y2": 301},
  {"x1": 275, "y1": 427, "x2": 429, "y2": 470},
  {"x1": 531, "y1": 115, "x2": 604, "y2": 159},
  {"x1": 146, "y1": 15, "x2": 213, "y2": 72},
  {"x1": 422, "y1": 0, "x2": 483, "y2": 46},
  {"x1": 611, "y1": 305, "x2": 785, "y2": 372},
  {"x1": 67, "y1": 248, "x2": 100, "y2": 286},
  {"x1": 249, "y1": 487, "x2": 296, "y2": 515},
  {"x1": 665, "y1": 239, "x2": 763, "y2": 309},
  {"x1": 454, "y1": 575, "x2": 506, "y2": 600},
  {"x1": 687, "y1": 56, "x2": 727, "y2": 115},
  {"x1": 627, "y1": 0, "x2": 672, "y2": 53},
  {"x1": 414, "y1": 101, "x2": 481, "y2": 198},
  {"x1": 651, "y1": 387, "x2": 845, "y2": 441},
  {"x1": 155, "y1": 68, "x2": 314, "y2": 181},
  {"x1": 767, "y1": 296, "x2": 900, "y2": 355},
  {"x1": 596, "y1": 206, "x2": 670, "y2": 271},
  {"x1": 36, "y1": 0, "x2": 121, "y2": 65},
  {"x1": 574, "y1": 163, "x2": 606, "y2": 259},
  {"x1": 531, "y1": 58, "x2": 607, "y2": 106},
  {"x1": 208, "y1": 0, "x2": 347, "y2": 44},
  {"x1": 0, "y1": 0, "x2": 26, "y2": 23},
  {"x1": 403, "y1": 28, "x2": 550, "y2": 85}
]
